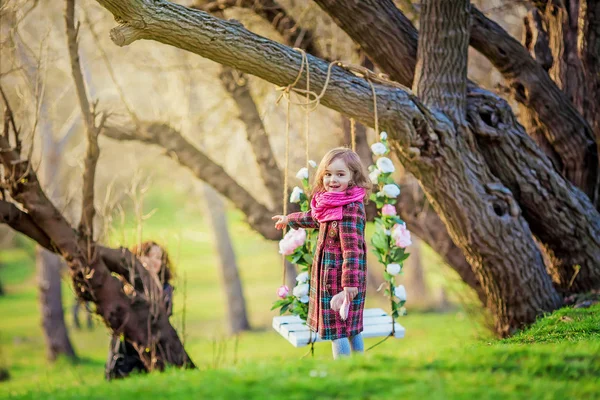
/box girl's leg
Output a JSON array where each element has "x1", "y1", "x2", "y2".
[
  {"x1": 331, "y1": 337, "x2": 351, "y2": 359},
  {"x1": 349, "y1": 333, "x2": 364, "y2": 353}
]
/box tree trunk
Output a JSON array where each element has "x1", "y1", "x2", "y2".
[
  {"x1": 36, "y1": 247, "x2": 77, "y2": 361},
  {"x1": 578, "y1": 0, "x2": 600, "y2": 144},
  {"x1": 395, "y1": 177, "x2": 487, "y2": 305},
  {"x1": 412, "y1": 0, "x2": 562, "y2": 335},
  {"x1": 201, "y1": 184, "x2": 251, "y2": 334}
]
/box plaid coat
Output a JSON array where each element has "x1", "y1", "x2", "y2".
[{"x1": 288, "y1": 201, "x2": 367, "y2": 340}]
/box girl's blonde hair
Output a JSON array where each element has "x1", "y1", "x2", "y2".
[{"x1": 312, "y1": 147, "x2": 371, "y2": 197}]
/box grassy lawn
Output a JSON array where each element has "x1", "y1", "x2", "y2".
[{"x1": 1, "y1": 183, "x2": 598, "y2": 399}]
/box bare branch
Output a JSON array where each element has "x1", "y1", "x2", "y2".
[
  {"x1": 102, "y1": 121, "x2": 281, "y2": 239},
  {"x1": 0, "y1": 85, "x2": 19, "y2": 144},
  {"x1": 65, "y1": 0, "x2": 100, "y2": 239}
]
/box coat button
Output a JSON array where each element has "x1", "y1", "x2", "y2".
[{"x1": 328, "y1": 240, "x2": 333, "y2": 245}]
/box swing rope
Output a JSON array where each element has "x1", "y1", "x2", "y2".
[{"x1": 350, "y1": 118, "x2": 356, "y2": 152}]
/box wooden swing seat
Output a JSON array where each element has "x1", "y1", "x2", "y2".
[{"x1": 272, "y1": 308, "x2": 405, "y2": 347}]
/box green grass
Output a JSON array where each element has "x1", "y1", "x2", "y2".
[{"x1": 1, "y1": 182, "x2": 598, "y2": 399}]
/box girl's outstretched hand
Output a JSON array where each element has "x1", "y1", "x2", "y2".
[{"x1": 272, "y1": 215, "x2": 288, "y2": 230}]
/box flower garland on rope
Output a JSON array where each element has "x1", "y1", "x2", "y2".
[
  {"x1": 369, "y1": 131, "x2": 411, "y2": 319},
  {"x1": 271, "y1": 161, "x2": 318, "y2": 321}
]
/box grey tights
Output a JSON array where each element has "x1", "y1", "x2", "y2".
[{"x1": 331, "y1": 333, "x2": 364, "y2": 359}]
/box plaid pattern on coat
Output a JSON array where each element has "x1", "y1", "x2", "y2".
[{"x1": 287, "y1": 201, "x2": 367, "y2": 340}]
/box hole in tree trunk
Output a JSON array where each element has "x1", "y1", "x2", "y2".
[
  {"x1": 480, "y1": 110, "x2": 495, "y2": 127},
  {"x1": 492, "y1": 202, "x2": 506, "y2": 217},
  {"x1": 513, "y1": 82, "x2": 527, "y2": 102}
]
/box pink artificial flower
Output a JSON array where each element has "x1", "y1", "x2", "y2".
[
  {"x1": 381, "y1": 204, "x2": 397, "y2": 216},
  {"x1": 277, "y1": 285, "x2": 289, "y2": 298},
  {"x1": 279, "y1": 228, "x2": 307, "y2": 255},
  {"x1": 392, "y1": 223, "x2": 412, "y2": 248}
]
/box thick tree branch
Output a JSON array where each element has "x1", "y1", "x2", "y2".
[
  {"x1": 102, "y1": 121, "x2": 281, "y2": 240},
  {"x1": 470, "y1": 7, "x2": 599, "y2": 206},
  {"x1": 315, "y1": 0, "x2": 599, "y2": 206},
  {"x1": 201, "y1": 6, "x2": 285, "y2": 210},
  {"x1": 0, "y1": 200, "x2": 55, "y2": 251},
  {"x1": 312, "y1": 0, "x2": 418, "y2": 87},
  {"x1": 194, "y1": 0, "x2": 321, "y2": 57},
  {"x1": 414, "y1": 0, "x2": 470, "y2": 125},
  {"x1": 65, "y1": 0, "x2": 101, "y2": 238},
  {"x1": 219, "y1": 67, "x2": 284, "y2": 210}
]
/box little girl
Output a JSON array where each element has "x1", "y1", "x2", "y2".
[
  {"x1": 105, "y1": 241, "x2": 175, "y2": 380},
  {"x1": 273, "y1": 147, "x2": 371, "y2": 359}
]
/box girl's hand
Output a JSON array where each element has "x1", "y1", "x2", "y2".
[
  {"x1": 271, "y1": 215, "x2": 288, "y2": 230},
  {"x1": 343, "y1": 287, "x2": 358, "y2": 302}
]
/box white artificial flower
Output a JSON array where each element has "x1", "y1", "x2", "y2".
[
  {"x1": 308, "y1": 160, "x2": 317, "y2": 168},
  {"x1": 293, "y1": 283, "x2": 310, "y2": 298},
  {"x1": 296, "y1": 167, "x2": 309, "y2": 180},
  {"x1": 386, "y1": 263, "x2": 401, "y2": 276},
  {"x1": 369, "y1": 169, "x2": 381, "y2": 184},
  {"x1": 376, "y1": 157, "x2": 395, "y2": 173},
  {"x1": 385, "y1": 229, "x2": 391, "y2": 236},
  {"x1": 394, "y1": 285, "x2": 407, "y2": 301},
  {"x1": 290, "y1": 186, "x2": 303, "y2": 203},
  {"x1": 299, "y1": 295, "x2": 310, "y2": 303},
  {"x1": 370, "y1": 142, "x2": 387, "y2": 156},
  {"x1": 296, "y1": 271, "x2": 309, "y2": 283},
  {"x1": 382, "y1": 184, "x2": 400, "y2": 198},
  {"x1": 380, "y1": 131, "x2": 388, "y2": 140}
]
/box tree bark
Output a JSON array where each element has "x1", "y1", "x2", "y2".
[
  {"x1": 578, "y1": 0, "x2": 600, "y2": 144},
  {"x1": 313, "y1": 0, "x2": 600, "y2": 292},
  {"x1": 195, "y1": 0, "x2": 321, "y2": 57},
  {"x1": 36, "y1": 247, "x2": 77, "y2": 361},
  {"x1": 470, "y1": 7, "x2": 599, "y2": 205},
  {"x1": 396, "y1": 173, "x2": 487, "y2": 306},
  {"x1": 201, "y1": 184, "x2": 251, "y2": 334}
]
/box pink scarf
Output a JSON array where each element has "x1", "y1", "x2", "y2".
[{"x1": 310, "y1": 187, "x2": 366, "y2": 222}]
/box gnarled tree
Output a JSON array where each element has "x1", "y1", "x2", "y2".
[{"x1": 86, "y1": 0, "x2": 600, "y2": 336}]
